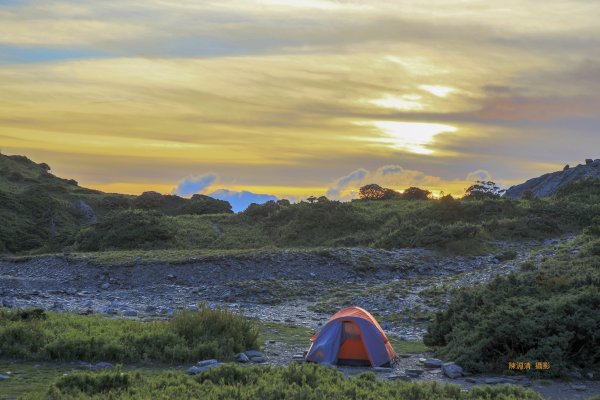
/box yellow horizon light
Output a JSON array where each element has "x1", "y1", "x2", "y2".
[{"x1": 419, "y1": 85, "x2": 455, "y2": 97}]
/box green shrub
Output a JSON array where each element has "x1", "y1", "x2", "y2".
[
  {"x1": 76, "y1": 209, "x2": 175, "y2": 250},
  {"x1": 28, "y1": 363, "x2": 543, "y2": 400},
  {"x1": 0, "y1": 306, "x2": 259, "y2": 363},
  {"x1": 424, "y1": 238, "x2": 600, "y2": 376}
]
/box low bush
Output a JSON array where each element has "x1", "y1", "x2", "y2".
[
  {"x1": 0, "y1": 306, "x2": 259, "y2": 363},
  {"x1": 424, "y1": 236, "x2": 600, "y2": 376},
  {"x1": 76, "y1": 209, "x2": 175, "y2": 250},
  {"x1": 27, "y1": 363, "x2": 543, "y2": 400}
]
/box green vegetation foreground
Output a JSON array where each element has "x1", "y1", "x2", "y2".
[
  {"x1": 0, "y1": 306, "x2": 258, "y2": 363},
  {"x1": 23, "y1": 363, "x2": 542, "y2": 400}
]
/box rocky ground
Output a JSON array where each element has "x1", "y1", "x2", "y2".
[{"x1": 1, "y1": 236, "x2": 599, "y2": 399}]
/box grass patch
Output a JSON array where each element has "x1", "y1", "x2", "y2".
[
  {"x1": 0, "y1": 306, "x2": 258, "y2": 364},
  {"x1": 388, "y1": 338, "x2": 430, "y2": 354},
  {"x1": 0, "y1": 361, "x2": 174, "y2": 399},
  {"x1": 21, "y1": 362, "x2": 543, "y2": 400},
  {"x1": 257, "y1": 322, "x2": 315, "y2": 348}
]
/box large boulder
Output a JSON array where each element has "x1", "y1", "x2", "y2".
[
  {"x1": 505, "y1": 159, "x2": 600, "y2": 198},
  {"x1": 73, "y1": 199, "x2": 97, "y2": 223},
  {"x1": 442, "y1": 362, "x2": 464, "y2": 379}
]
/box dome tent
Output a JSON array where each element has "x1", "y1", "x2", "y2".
[{"x1": 305, "y1": 306, "x2": 396, "y2": 367}]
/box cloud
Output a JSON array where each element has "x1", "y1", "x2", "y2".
[
  {"x1": 172, "y1": 173, "x2": 217, "y2": 197},
  {"x1": 208, "y1": 189, "x2": 277, "y2": 212},
  {"x1": 326, "y1": 165, "x2": 497, "y2": 200},
  {"x1": 466, "y1": 169, "x2": 492, "y2": 182},
  {"x1": 326, "y1": 168, "x2": 368, "y2": 198}
]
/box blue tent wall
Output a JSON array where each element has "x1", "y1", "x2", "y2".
[{"x1": 306, "y1": 316, "x2": 391, "y2": 367}]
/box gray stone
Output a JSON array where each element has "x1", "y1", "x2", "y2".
[
  {"x1": 2, "y1": 297, "x2": 16, "y2": 308},
  {"x1": 101, "y1": 282, "x2": 110, "y2": 290},
  {"x1": 93, "y1": 362, "x2": 114, "y2": 370},
  {"x1": 423, "y1": 358, "x2": 444, "y2": 368},
  {"x1": 65, "y1": 287, "x2": 77, "y2": 295},
  {"x1": 145, "y1": 305, "x2": 157, "y2": 313},
  {"x1": 442, "y1": 362, "x2": 464, "y2": 379},
  {"x1": 505, "y1": 159, "x2": 600, "y2": 198},
  {"x1": 197, "y1": 359, "x2": 219, "y2": 368},
  {"x1": 373, "y1": 367, "x2": 392, "y2": 373},
  {"x1": 188, "y1": 304, "x2": 199, "y2": 312},
  {"x1": 244, "y1": 350, "x2": 263, "y2": 358},
  {"x1": 586, "y1": 371, "x2": 595, "y2": 379},
  {"x1": 484, "y1": 377, "x2": 505, "y2": 385},
  {"x1": 187, "y1": 363, "x2": 220, "y2": 375},
  {"x1": 250, "y1": 356, "x2": 266, "y2": 363},
  {"x1": 72, "y1": 199, "x2": 97, "y2": 223},
  {"x1": 98, "y1": 307, "x2": 116, "y2": 314},
  {"x1": 235, "y1": 353, "x2": 250, "y2": 363},
  {"x1": 571, "y1": 384, "x2": 587, "y2": 391},
  {"x1": 405, "y1": 369, "x2": 424, "y2": 377},
  {"x1": 122, "y1": 310, "x2": 138, "y2": 317},
  {"x1": 0, "y1": 374, "x2": 10, "y2": 380}
]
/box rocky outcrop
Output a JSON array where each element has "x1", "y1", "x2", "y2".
[
  {"x1": 505, "y1": 159, "x2": 600, "y2": 198},
  {"x1": 72, "y1": 199, "x2": 97, "y2": 223}
]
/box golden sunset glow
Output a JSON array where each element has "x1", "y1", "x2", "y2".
[{"x1": 1, "y1": 0, "x2": 598, "y2": 205}]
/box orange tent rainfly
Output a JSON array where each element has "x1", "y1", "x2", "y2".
[{"x1": 305, "y1": 306, "x2": 396, "y2": 367}]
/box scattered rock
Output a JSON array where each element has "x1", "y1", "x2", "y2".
[
  {"x1": 122, "y1": 310, "x2": 138, "y2": 317},
  {"x1": 197, "y1": 359, "x2": 219, "y2": 368},
  {"x1": 65, "y1": 287, "x2": 77, "y2": 295},
  {"x1": 245, "y1": 350, "x2": 264, "y2": 358},
  {"x1": 0, "y1": 374, "x2": 10, "y2": 380},
  {"x1": 442, "y1": 362, "x2": 464, "y2": 379},
  {"x1": 373, "y1": 367, "x2": 392, "y2": 373},
  {"x1": 93, "y1": 362, "x2": 114, "y2": 370},
  {"x1": 571, "y1": 384, "x2": 587, "y2": 391},
  {"x1": 404, "y1": 369, "x2": 424, "y2": 377},
  {"x1": 235, "y1": 353, "x2": 250, "y2": 363},
  {"x1": 484, "y1": 377, "x2": 506, "y2": 385},
  {"x1": 72, "y1": 199, "x2": 97, "y2": 223},
  {"x1": 250, "y1": 356, "x2": 266, "y2": 363},
  {"x1": 423, "y1": 358, "x2": 444, "y2": 368},
  {"x1": 188, "y1": 360, "x2": 220, "y2": 375},
  {"x1": 145, "y1": 305, "x2": 157, "y2": 313},
  {"x1": 2, "y1": 297, "x2": 16, "y2": 308},
  {"x1": 101, "y1": 283, "x2": 110, "y2": 290},
  {"x1": 167, "y1": 274, "x2": 176, "y2": 280}
]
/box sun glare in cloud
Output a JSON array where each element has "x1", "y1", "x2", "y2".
[
  {"x1": 419, "y1": 85, "x2": 455, "y2": 98},
  {"x1": 369, "y1": 94, "x2": 424, "y2": 111},
  {"x1": 361, "y1": 121, "x2": 458, "y2": 155}
]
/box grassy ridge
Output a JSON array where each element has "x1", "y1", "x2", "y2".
[
  {"x1": 23, "y1": 363, "x2": 543, "y2": 400},
  {"x1": 0, "y1": 306, "x2": 258, "y2": 363},
  {"x1": 4, "y1": 152, "x2": 600, "y2": 255}
]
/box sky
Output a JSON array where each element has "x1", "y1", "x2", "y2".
[{"x1": 1, "y1": 0, "x2": 599, "y2": 206}]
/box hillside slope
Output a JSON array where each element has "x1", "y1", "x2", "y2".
[
  {"x1": 505, "y1": 158, "x2": 600, "y2": 198},
  {"x1": 0, "y1": 153, "x2": 231, "y2": 253}
]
